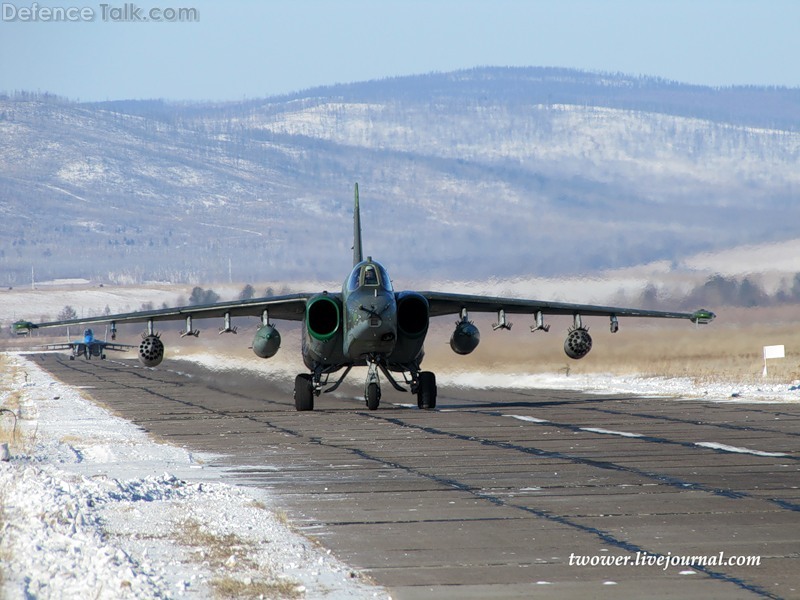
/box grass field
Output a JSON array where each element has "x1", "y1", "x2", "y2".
[{"x1": 420, "y1": 305, "x2": 800, "y2": 384}]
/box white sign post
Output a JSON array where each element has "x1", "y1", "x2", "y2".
[{"x1": 762, "y1": 344, "x2": 785, "y2": 377}]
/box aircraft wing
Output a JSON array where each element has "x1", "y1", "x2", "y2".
[
  {"x1": 37, "y1": 342, "x2": 80, "y2": 351},
  {"x1": 421, "y1": 291, "x2": 715, "y2": 323},
  {"x1": 36, "y1": 342, "x2": 134, "y2": 352},
  {"x1": 25, "y1": 293, "x2": 315, "y2": 330},
  {"x1": 101, "y1": 342, "x2": 137, "y2": 351}
]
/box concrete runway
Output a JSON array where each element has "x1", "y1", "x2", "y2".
[{"x1": 28, "y1": 354, "x2": 799, "y2": 599}]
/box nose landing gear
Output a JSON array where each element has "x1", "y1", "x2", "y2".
[{"x1": 365, "y1": 359, "x2": 382, "y2": 410}]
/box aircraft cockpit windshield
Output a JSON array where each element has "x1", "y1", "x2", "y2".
[
  {"x1": 84, "y1": 329, "x2": 93, "y2": 338},
  {"x1": 348, "y1": 260, "x2": 393, "y2": 292}
]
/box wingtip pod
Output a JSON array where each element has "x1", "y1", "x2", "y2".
[
  {"x1": 12, "y1": 320, "x2": 36, "y2": 335},
  {"x1": 690, "y1": 309, "x2": 716, "y2": 325}
]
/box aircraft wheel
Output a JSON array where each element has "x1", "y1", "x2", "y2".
[
  {"x1": 294, "y1": 374, "x2": 314, "y2": 411},
  {"x1": 417, "y1": 371, "x2": 437, "y2": 409},
  {"x1": 366, "y1": 382, "x2": 381, "y2": 411},
  {"x1": 69, "y1": 356, "x2": 75, "y2": 361}
]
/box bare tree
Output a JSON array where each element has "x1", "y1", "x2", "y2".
[{"x1": 57, "y1": 306, "x2": 77, "y2": 320}]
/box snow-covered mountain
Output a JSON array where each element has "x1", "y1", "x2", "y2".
[{"x1": 1, "y1": 67, "x2": 798, "y2": 286}]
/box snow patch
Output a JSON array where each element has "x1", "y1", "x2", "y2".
[
  {"x1": 0, "y1": 354, "x2": 388, "y2": 599},
  {"x1": 579, "y1": 427, "x2": 644, "y2": 439},
  {"x1": 506, "y1": 415, "x2": 550, "y2": 424},
  {"x1": 694, "y1": 442, "x2": 789, "y2": 458},
  {"x1": 435, "y1": 369, "x2": 800, "y2": 404}
]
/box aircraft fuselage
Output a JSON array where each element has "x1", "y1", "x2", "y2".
[{"x1": 342, "y1": 259, "x2": 398, "y2": 360}]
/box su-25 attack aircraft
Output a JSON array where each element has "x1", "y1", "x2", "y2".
[
  {"x1": 38, "y1": 328, "x2": 135, "y2": 360},
  {"x1": 20, "y1": 184, "x2": 715, "y2": 411}
]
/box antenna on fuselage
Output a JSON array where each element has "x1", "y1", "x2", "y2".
[{"x1": 353, "y1": 182, "x2": 363, "y2": 267}]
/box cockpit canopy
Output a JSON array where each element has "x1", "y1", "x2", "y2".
[
  {"x1": 347, "y1": 259, "x2": 393, "y2": 292},
  {"x1": 84, "y1": 329, "x2": 93, "y2": 338}
]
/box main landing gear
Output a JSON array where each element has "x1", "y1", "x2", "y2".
[
  {"x1": 415, "y1": 371, "x2": 437, "y2": 410},
  {"x1": 292, "y1": 363, "x2": 437, "y2": 412},
  {"x1": 294, "y1": 373, "x2": 315, "y2": 412}
]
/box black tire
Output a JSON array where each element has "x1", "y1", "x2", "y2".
[
  {"x1": 417, "y1": 371, "x2": 437, "y2": 409},
  {"x1": 366, "y1": 382, "x2": 381, "y2": 411},
  {"x1": 294, "y1": 374, "x2": 314, "y2": 411}
]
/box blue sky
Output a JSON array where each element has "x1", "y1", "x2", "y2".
[{"x1": 1, "y1": 0, "x2": 798, "y2": 101}]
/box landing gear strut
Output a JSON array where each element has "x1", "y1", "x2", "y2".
[{"x1": 365, "y1": 359, "x2": 381, "y2": 410}]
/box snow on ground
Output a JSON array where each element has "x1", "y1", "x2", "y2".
[
  {"x1": 2, "y1": 351, "x2": 799, "y2": 600},
  {"x1": 435, "y1": 370, "x2": 800, "y2": 404},
  {"x1": 173, "y1": 351, "x2": 800, "y2": 405},
  {"x1": 0, "y1": 353, "x2": 389, "y2": 600}
]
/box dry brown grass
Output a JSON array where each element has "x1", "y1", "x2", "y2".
[
  {"x1": 209, "y1": 577, "x2": 301, "y2": 600},
  {"x1": 174, "y1": 518, "x2": 302, "y2": 599},
  {"x1": 422, "y1": 305, "x2": 800, "y2": 385},
  {"x1": 175, "y1": 518, "x2": 257, "y2": 570},
  {"x1": 0, "y1": 409, "x2": 20, "y2": 449}
]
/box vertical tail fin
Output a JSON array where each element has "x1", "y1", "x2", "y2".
[{"x1": 353, "y1": 183, "x2": 363, "y2": 266}]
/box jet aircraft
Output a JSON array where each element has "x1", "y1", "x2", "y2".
[
  {"x1": 22, "y1": 184, "x2": 715, "y2": 411},
  {"x1": 37, "y1": 327, "x2": 135, "y2": 360}
]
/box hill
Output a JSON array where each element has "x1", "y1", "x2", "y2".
[{"x1": 1, "y1": 67, "x2": 799, "y2": 286}]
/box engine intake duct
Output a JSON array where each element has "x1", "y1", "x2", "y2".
[
  {"x1": 397, "y1": 292, "x2": 429, "y2": 338},
  {"x1": 388, "y1": 292, "x2": 429, "y2": 365},
  {"x1": 306, "y1": 294, "x2": 341, "y2": 341}
]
